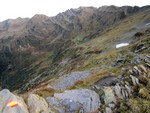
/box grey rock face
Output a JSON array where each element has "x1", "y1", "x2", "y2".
[
  {"x1": 46, "y1": 97, "x2": 67, "y2": 113},
  {"x1": 28, "y1": 94, "x2": 51, "y2": 113},
  {"x1": 0, "y1": 89, "x2": 29, "y2": 113},
  {"x1": 113, "y1": 84, "x2": 123, "y2": 99},
  {"x1": 125, "y1": 85, "x2": 132, "y2": 96},
  {"x1": 130, "y1": 75, "x2": 139, "y2": 85},
  {"x1": 96, "y1": 55, "x2": 150, "y2": 112},
  {"x1": 48, "y1": 71, "x2": 91, "y2": 90},
  {"x1": 47, "y1": 97, "x2": 82, "y2": 113},
  {"x1": 47, "y1": 89, "x2": 100, "y2": 113}
]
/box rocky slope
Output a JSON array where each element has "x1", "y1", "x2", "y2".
[
  {"x1": 0, "y1": 5, "x2": 150, "y2": 113},
  {"x1": 0, "y1": 54, "x2": 149, "y2": 113},
  {"x1": 0, "y1": 5, "x2": 149, "y2": 92}
]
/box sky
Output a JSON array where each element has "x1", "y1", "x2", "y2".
[{"x1": 0, "y1": 0, "x2": 149, "y2": 22}]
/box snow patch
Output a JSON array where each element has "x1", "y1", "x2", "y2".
[
  {"x1": 116, "y1": 43, "x2": 129, "y2": 48},
  {"x1": 146, "y1": 23, "x2": 150, "y2": 26}
]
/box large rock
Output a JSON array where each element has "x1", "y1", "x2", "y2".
[
  {"x1": 47, "y1": 89, "x2": 100, "y2": 113},
  {"x1": 28, "y1": 94, "x2": 52, "y2": 113},
  {"x1": 0, "y1": 89, "x2": 29, "y2": 113}
]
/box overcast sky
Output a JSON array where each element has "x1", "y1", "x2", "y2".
[{"x1": 0, "y1": 0, "x2": 149, "y2": 22}]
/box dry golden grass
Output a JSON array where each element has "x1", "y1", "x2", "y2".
[
  {"x1": 83, "y1": 70, "x2": 110, "y2": 85},
  {"x1": 67, "y1": 70, "x2": 110, "y2": 90}
]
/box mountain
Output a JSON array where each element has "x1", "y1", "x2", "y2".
[{"x1": 0, "y1": 5, "x2": 150, "y2": 112}]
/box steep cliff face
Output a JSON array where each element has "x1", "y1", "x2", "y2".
[{"x1": 0, "y1": 5, "x2": 149, "y2": 92}]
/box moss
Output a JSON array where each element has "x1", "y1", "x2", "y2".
[
  {"x1": 138, "y1": 87, "x2": 150, "y2": 100},
  {"x1": 68, "y1": 80, "x2": 89, "y2": 90},
  {"x1": 83, "y1": 70, "x2": 109, "y2": 85},
  {"x1": 39, "y1": 110, "x2": 44, "y2": 113},
  {"x1": 116, "y1": 101, "x2": 131, "y2": 113},
  {"x1": 35, "y1": 88, "x2": 61, "y2": 98},
  {"x1": 73, "y1": 34, "x2": 85, "y2": 44},
  {"x1": 139, "y1": 76, "x2": 149, "y2": 86},
  {"x1": 128, "y1": 98, "x2": 150, "y2": 113}
]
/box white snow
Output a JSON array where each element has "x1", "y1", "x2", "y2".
[
  {"x1": 146, "y1": 23, "x2": 150, "y2": 26},
  {"x1": 116, "y1": 43, "x2": 129, "y2": 48}
]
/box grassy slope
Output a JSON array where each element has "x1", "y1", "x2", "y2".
[
  {"x1": 28, "y1": 8, "x2": 150, "y2": 95},
  {"x1": 18, "y1": 8, "x2": 150, "y2": 113}
]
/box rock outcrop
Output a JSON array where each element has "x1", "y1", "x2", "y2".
[
  {"x1": 0, "y1": 54, "x2": 149, "y2": 113},
  {"x1": 96, "y1": 55, "x2": 150, "y2": 113},
  {"x1": 0, "y1": 89, "x2": 29, "y2": 113}
]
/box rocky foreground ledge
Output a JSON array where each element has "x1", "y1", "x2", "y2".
[
  {"x1": 0, "y1": 88, "x2": 100, "y2": 113},
  {"x1": 0, "y1": 55, "x2": 150, "y2": 113}
]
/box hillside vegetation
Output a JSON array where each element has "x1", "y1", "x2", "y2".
[{"x1": 0, "y1": 5, "x2": 150, "y2": 113}]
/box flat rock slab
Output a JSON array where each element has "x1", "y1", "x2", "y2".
[
  {"x1": 48, "y1": 71, "x2": 91, "y2": 90},
  {"x1": 46, "y1": 97, "x2": 81, "y2": 113},
  {"x1": 50, "y1": 89, "x2": 100, "y2": 113}
]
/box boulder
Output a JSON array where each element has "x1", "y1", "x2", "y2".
[
  {"x1": 53, "y1": 89, "x2": 100, "y2": 113},
  {"x1": 28, "y1": 94, "x2": 50, "y2": 113},
  {"x1": 0, "y1": 89, "x2": 29, "y2": 113}
]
